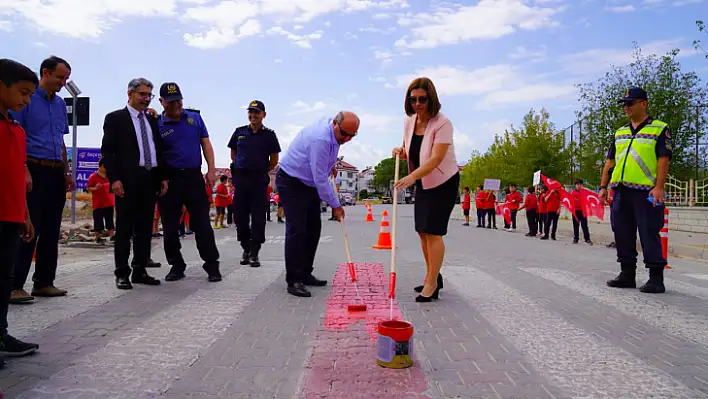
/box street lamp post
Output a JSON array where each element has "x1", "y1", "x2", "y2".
[{"x1": 65, "y1": 80, "x2": 81, "y2": 224}]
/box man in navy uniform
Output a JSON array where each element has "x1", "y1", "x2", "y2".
[
  {"x1": 228, "y1": 100, "x2": 281, "y2": 268},
  {"x1": 276, "y1": 111, "x2": 359, "y2": 297},
  {"x1": 599, "y1": 87, "x2": 671, "y2": 294},
  {"x1": 156, "y1": 82, "x2": 221, "y2": 282}
]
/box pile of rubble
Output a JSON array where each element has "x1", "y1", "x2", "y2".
[{"x1": 60, "y1": 222, "x2": 101, "y2": 245}]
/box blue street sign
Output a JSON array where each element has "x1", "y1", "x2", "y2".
[{"x1": 68, "y1": 147, "x2": 101, "y2": 189}]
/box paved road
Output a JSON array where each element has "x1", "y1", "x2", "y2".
[{"x1": 3, "y1": 204, "x2": 708, "y2": 398}]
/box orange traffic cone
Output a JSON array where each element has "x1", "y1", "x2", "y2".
[
  {"x1": 372, "y1": 210, "x2": 392, "y2": 250},
  {"x1": 365, "y1": 204, "x2": 375, "y2": 222},
  {"x1": 662, "y1": 208, "x2": 672, "y2": 269}
]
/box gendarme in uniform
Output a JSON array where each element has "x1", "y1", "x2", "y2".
[
  {"x1": 602, "y1": 87, "x2": 672, "y2": 294},
  {"x1": 228, "y1": 100, "x2": 281, "y2": 268},
  {"x1": 156, "y1": 82, "x2": 221, "y2": 283}
]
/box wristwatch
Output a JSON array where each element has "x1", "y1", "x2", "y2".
[
  {"x1": 600, "y1": 186, "x2": 607, "y2": 190},
  {"x1": 65, "y1": 172, "x2": 72, "y2": 177}
]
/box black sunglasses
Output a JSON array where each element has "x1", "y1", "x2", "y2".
[
  {"x1": 337, "y1": 123, "x2": 357, "y2": 137},
  {"x1": 409, "y1": 96, "x2": 428, "y2": 105}
]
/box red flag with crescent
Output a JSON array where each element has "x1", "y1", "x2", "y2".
[
  {"x1": 558, "y1": 188, "x2": 578, "y2": 221},
  {"x1": 495, "y1": 203, "x2": 512, "y2": 225},
  {"x1": 580, "y1": 187, "x2": 605, "y2": 221},
  {"x1": 540, "y1": 174, "x2": 563, "y2": 191}
]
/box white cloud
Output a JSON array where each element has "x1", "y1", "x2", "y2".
[
  {"x1": 267, "y1": 26, "x2": 323, "y2": 48},
  {"x1": 394, "y1": 0, "x2": 562, "y2": 49},
  {"x1": 390, "y1": 64, "x2": 576, "y2": 108},
  {"x1": 0, "y1": 0, "x2": 178, "y2": 38},
  {"x1": 290, "y1": 100, "x2": 331, "y2": 114},
  {"x1": 606, "y1": 5, "x2": 636, "y2": 12},
  {"x1": 183, "y1": 19, "x2": 261, "y2": 49},
  {"x1": 559, "y1": 38, "x2": 698, "y2": 76},
  {"x1": 0, "y1": 20, "x2": 11, "y2": 31},
  {"x1": 508, "y1": 45, "x2": 548, "y2": 61}
]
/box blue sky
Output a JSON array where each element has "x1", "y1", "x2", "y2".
[{"x1": 1, "y1": 0, "x2": 706, "y2": 171}]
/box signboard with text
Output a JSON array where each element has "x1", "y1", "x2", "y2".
[
  {"x1": 67, "y1": 147, "x2": 101, "y2": 189},
  {"x1": 533, "y1": 170, "x2": 541, "y2": 186},
  {"x1": 483, "y1": 179, "x2": 501, "y2": 191}
]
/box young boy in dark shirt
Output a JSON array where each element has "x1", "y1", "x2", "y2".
[{"x1": 0, "y1": 58, "x2": 41, "y2": 367}]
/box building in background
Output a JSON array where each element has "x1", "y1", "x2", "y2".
[
  {"x1": 334, "y1": 158, "x2": 360, "y2": 195},
  {"x1": 359, "y1": 166, "x2": 375, "y2": 193}
]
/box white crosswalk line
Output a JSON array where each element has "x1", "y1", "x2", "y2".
[
  {"x1": 524, "y1": 268, "x2": 708, "y2": 348},
  {"x1": 446, "y1": 267, "x2": 698, "y2": 399}
]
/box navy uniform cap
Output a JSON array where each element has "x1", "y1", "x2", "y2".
[
  {"x1": 160, "y1": 82, "x2": 183, "y2": 102},
  {"x1": 618, "y1": 87, "x2": 648, "y2": 104},
  {"x1": 247, "y1": 100, "x2": 265, "y2": 113}
]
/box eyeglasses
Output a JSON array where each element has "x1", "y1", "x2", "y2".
[
  {"x1": 409, "y1": 96, "x2": 428, "y2": 105},
  {"x1": 337, "y1": 123, "x2": 357, "y2": 138},
  {"x1": 137, "y1": 91, "x2": 155, "y2": 100},
  {"x1": 622, "y1": 100, "x2": 641, "y2": 108}
]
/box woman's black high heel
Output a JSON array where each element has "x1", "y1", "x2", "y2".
[{"x1": 414, "y1": 273, "x2": 443, "y2": 293}]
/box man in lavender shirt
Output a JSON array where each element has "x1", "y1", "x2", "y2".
[{"x1": 276, "y1": 111, "x2": 360, "y2": 297}]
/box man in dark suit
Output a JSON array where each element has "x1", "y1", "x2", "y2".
[{"x1": 101, "y1": 78, "x2": 167, "y2": 290}]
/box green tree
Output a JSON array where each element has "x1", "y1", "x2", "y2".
[
  {"x1": 576, "y1": 44, "x2": 708, "y2": 181},
  {"x1": 695, "y1": 20, "x2": 707, "y2": 60},
  {"x1": 460, "y1": 109, "x2": 570, "y2": 188},
  {"x1": 372, "y1": 157, "x2": 408, "y2": 191}
]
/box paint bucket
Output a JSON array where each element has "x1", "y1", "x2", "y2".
[{"x1": 376, "y1": 320, "x2": 414, "y2": 369}]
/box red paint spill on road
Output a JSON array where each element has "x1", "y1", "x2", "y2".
[{"x1": 303, "y1": 262, "x2": 431, "y2": 399}]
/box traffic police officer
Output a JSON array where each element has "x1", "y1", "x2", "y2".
[
  {"x1": 228, "y1": 100, "x2": 281, "y2": 267},
  {"x1": 156, "y1": 82, "x2": 221, "y2": 282},
  {"x1": 599, "y1": 87, "x2": 671, "y2": 294}
]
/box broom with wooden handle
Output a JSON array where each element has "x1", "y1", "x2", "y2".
[
  {"x1": 389, "y1": 153, "x2": 401, "y2": 320},
  {"x1": 331, "y1": 179, "x2": 367, "y2": 311}
]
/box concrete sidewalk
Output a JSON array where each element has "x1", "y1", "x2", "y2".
[{"x1": 450, "y1": 208, "x2": 708, "y2": 262}]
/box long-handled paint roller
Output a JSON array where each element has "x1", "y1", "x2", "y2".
[
  {"x1": 332, "y1": 179, "x2": 367, "y2": 312},
  {"x1": 389, "y1": 153, "x2": 401, "y2": 320}
]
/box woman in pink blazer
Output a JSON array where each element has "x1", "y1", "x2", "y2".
[{"x1": 392, "y1": 77, "x2": 460, "y2": 303}]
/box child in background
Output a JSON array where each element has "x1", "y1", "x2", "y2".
[
  {"x1": 0, "y1": 58, "x2": 41, "y2": 364},
  {"x1": 214, "y1": 175, "x2": 229, "y2": 229},
  {"x1": 485, "y1": 189, "x2": 497, "y2": 229},
  {"x1": 502, "y1": 187, "x2": 511, "y2": 230},
  {"x1": 86, "y1": 158, "x2": 115, "y2": 243},
  {"x1": 226, "y1": 178, "x2": 235, "y2": 227},
  {"x1": 274, "y1": 191, "x2": 284, "y2": 223},
  {"x1": 152, "y1": 202, "x2": 162, "y2": 238},
  {"x1": 505, "y1": 184, "x2": 523, "y2": 231},
  {"x1": 461, "y1": 187, "x2": 471, "y2": 226},
  {"x1": 475, "y1": 185, "x2": 486, "y2": 228},
  {"x1": 519, "y1": 186, "x2": 538, "y2": 237},
  {"x1": 541, "y1": 186, "x2": 561, "y2": 241},
  {"x1": 537, "y1": 185, "x2": 547, "y2": 236}
]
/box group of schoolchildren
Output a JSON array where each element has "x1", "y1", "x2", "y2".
[{"x1": 460, "y1": 180, "x2": 594, "y2": 244}]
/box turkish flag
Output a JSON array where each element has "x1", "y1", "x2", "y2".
[
  {"x1": 580, "y1": 188, "x2": 605, "y2": 221},
  {"x1": 558, "y1": 188, "x2": 578, "y2": 221},
  {"x1": 540, "y1": 174, "x2": 563, "y2": 191},
  {"x1": 496, "y1": 203, "x2": 512, "y2": 225}
]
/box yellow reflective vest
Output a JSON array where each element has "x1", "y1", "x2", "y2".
[{"x1": 610, "y1": 119, "x2": 668, "y2": 190}]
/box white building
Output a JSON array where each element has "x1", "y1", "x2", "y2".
[
  {"x1": 359, "y1": 166, "x2": 375, "y2": 192},
  {"x1": 334, "y1": 158, "x2": 360, "y2": 194}
]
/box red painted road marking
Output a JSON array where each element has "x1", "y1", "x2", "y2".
[{"x1": 303, "y1": 262, "x2": 431, "y2": 399}]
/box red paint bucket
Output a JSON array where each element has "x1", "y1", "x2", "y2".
[{"x1": 376, "y1": 320, "x2": 414, "y2": 368}]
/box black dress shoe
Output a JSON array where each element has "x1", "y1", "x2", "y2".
[
  {"x1": 132, "y1": 272, "x2": 161, "y2": 286},
  {"x1": 288, "y1": 282, "x2": 311, "y2": 297},
  {"x1": 303, "y1": 275, "x2": 327, "y2": 286},
  {"x1": 146, "y1": 259, "x2": 162, "y2": 268},
  {"x1": 116, "y1": 276, "x2": 132, "y2": 290},
  {"x1": 203, "y1": 263, "x2": 222, "y2": 282},
  {"x1": 249, "y1": 254, "x2": 261, "y2": 268},
  {"x1": 165, "y1": 268, "x2": 186, "y2": 281},
  {"x1": 240, "y1": 251, "x2": 250, "y2": 265}
]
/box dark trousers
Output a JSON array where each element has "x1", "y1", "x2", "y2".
[
  {"x1": 14, "y1": 163, "x2": 66, "y2": 290},
  {"x1": 612, "y1": 186, "x2": 666, "y2": 268},
  {"x1": 486, "y1": 209, "x2": 496, "y2": 228},
  {"x1": 510, "y1": 209, "x2": 518, "y2": 229},
  {"x1": 0, "y1": 222, "x2": 21, "y2": 335},
  {"x1": 476, "y1": 209, "x2": 485, "y2": 227},
  {"x1": 233, "y1": 170, "x2": 269, "y2": 253},
  {"x1": 526, "y1": 209, "x2": 537, "y2": 234},
  {"x1": 227, "y1": 204, "x2": 235, "y2": 225},
  {"x1": 276, "y1": 170, "x2": 321, "y2": 285},
  {"x1": 572, "y1": 210, "x2": 591, "y2": 241},
  {"x1": 267, "y1": 202, "x2": 272, "y2": 221},
  {"x1": 538, "y1": 212, "x2": 545, "y2": 234},
  {"x1": 114, "y1": 169, "x2": 157, "y2": 278},
  {"x1": 544, "y1": 212, "x2": 559, "y2": 238},
  {"x1": 158, "y1": 169, "x2": 219, "y2": 271}
]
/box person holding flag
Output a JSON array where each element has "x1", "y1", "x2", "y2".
[
  {"x1": 505, "y1": 183, "x2": 523, "y2": 231},
  {"x1": 599, "y1": 87, "x2": 671, "y2": 294},
  {"x1": 571, "y1": 179, "x2": 593, "y2": 245},
  {"x1": 474, "y1": 185, "x2": 486, "y2": 228},
  {"x1": 541, "y1": 186, "x2": 560, "y2": 240}
]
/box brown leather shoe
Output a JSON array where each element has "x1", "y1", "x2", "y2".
[
  {"x1": 9, "y1": 289, "x2": 34, "y2": 304},
  {"x1": 31, "y1": 286, "x2": 68, "y2": 297}
]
